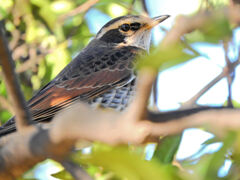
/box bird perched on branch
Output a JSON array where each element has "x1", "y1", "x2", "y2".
[{"x1": 0, "y1": 14, "x2": 169, "y2": 136}]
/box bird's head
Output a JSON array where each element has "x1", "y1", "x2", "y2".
[{"x1": 96, "y1": 15, "x2": 170, "y2": 51}]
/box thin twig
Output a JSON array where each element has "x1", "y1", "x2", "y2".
[
  {"x1": 60, "y1": 0, "x2": 99, "y2": 21},
  {"x1": 223, "y1": 41, "x2": 234, "y2": 107},
  {"x1": 182, "y1": 69, "x2": 225, "y2": 108},
  {"x1": 0, "y1": 21, "x2": 31, "y2": 130},
  {"x1": 182, "y1": 58, "x2": 240, "y2": 108}
]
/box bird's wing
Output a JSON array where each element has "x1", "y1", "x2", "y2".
[
  {"x1": 0, "y1": 45, "x2": 141, "y2": 137},
  {"x1": 27, "y1": 45, "x2": 140, "y2": 122},
  {"x1": 29, "y1": 68, "x2": 132, "y2": 121}
]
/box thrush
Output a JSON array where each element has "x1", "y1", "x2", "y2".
[{"x1": 0, "y1": 14, "x2": 169, "y2": 136}]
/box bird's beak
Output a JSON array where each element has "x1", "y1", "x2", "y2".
[{"x1": 147, "y1": 15, "x2": 170, "y2": 29}]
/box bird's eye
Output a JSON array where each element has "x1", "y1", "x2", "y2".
[
  {"x1": 120, "y1": 24, "x2": 130, "y2": 32},
  {"x1": 130, "y1": 22, "x2": 141, "y2": 31}
]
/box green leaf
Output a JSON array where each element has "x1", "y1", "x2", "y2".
[
  {"x1": 201, "y1": 136, "x2": 220, "y2": 146},
  {"x1": 0, "y1": 0, "x2": 13, "y2": 19},
  {"x1": 195, "y1": 136, "x2": 221, "y2": 157},
  {"x1": 0, "y1": 7, "x2": 7, "y2": 20},
  {"x1": 153, "y1": 135, "x2": 182, "y2": 164},
  {"x1": 72, "y1": 145, "x2": 181, "y2": 180},
  {"x1": 0, "y1": 110, "x2": 12, "y2": 124},
  {"x1": 137, "y1": 43, "x2": 198, "y2": 71},
  {"x1": 0, "y1": 79, "x2": 7, "y2": 97},
  {"x1": 51, "y1": 170, "x2": 74, "y2": 180}
]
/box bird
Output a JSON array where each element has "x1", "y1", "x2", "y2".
[{"x1": 0, "y1": 14, "x2": 169, "y2": 136}]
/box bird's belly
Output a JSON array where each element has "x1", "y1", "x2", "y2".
[{"x1": 89, "y1": 79, "x2": 136, "y2": 111}]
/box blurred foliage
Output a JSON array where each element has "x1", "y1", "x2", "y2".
[
  {"x1": 153, "y1": 135, "x2": 182, "y2": 164},
  {"x1": 0, "y1": 0, "x2": 240, "y2": 180},
  {"x1": 52, "y1": 144, "x2": 181, "y2": 180},
  {"x1": 136, "y1": 42, "x2": 200, "y2": 71},
  {"x1": 200, "y1": 0, "x2": 229, "y2": 8},
  {"x1": 185, "y1": 12, "x2": 232, "y2": 44},
  {"x1": 181, "y1": 132, "x2": 236, "y2": 180}
]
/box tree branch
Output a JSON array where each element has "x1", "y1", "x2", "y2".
[
  {"x1": 0, "y1": 21, "x2": 31, "y2": 130},
  {"x1": 0, "y1": 68, "x2": 239, "y2": 179}
]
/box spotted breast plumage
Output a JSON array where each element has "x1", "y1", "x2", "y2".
[{"x1": 0, "y1": 14, "x2": 169, "y2": 136}]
